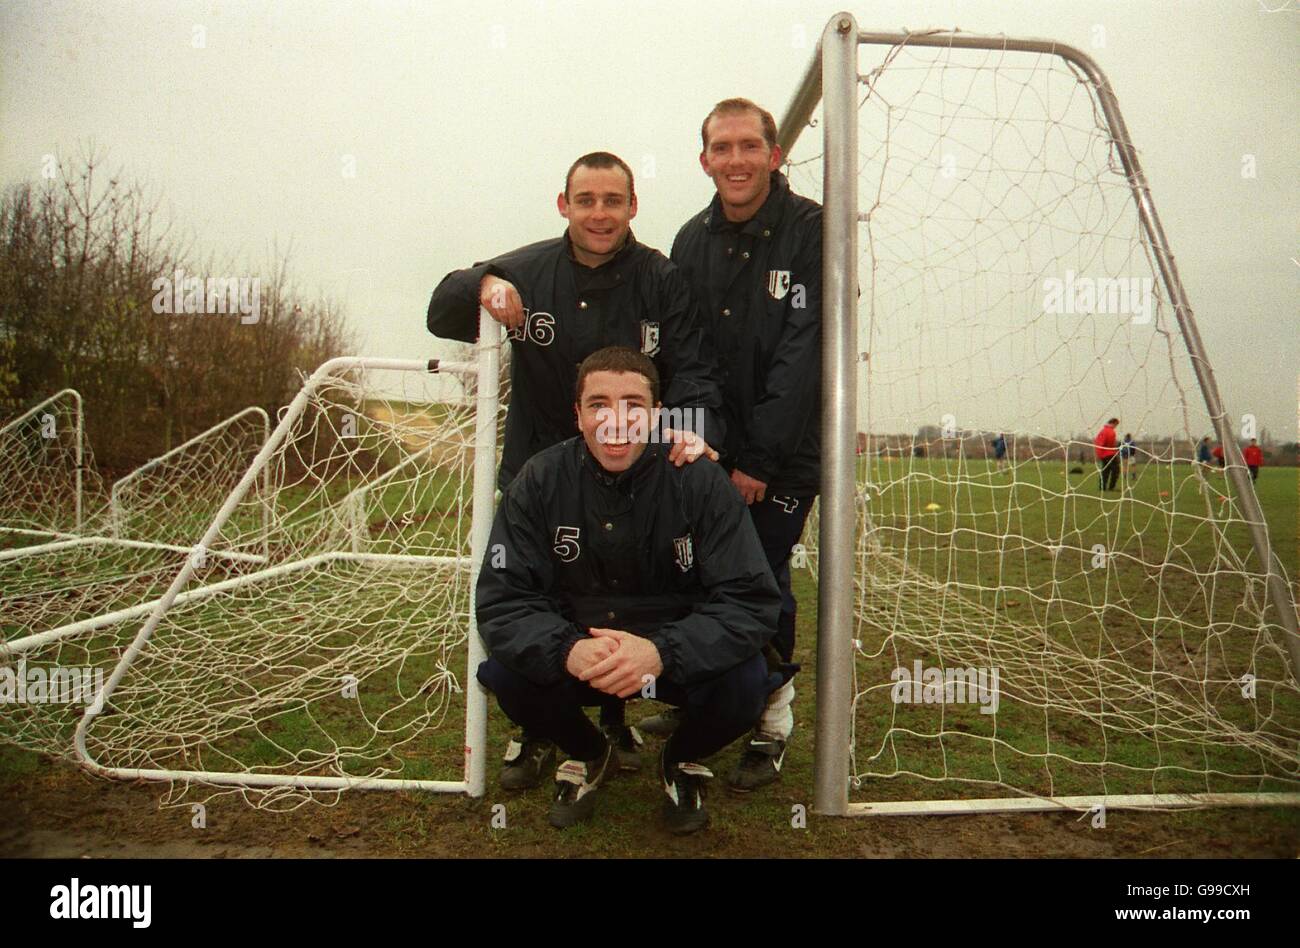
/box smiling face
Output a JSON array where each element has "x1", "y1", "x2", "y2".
[
  {"x1": 700, "y1": 110, "x2": 783, "y2": 222},
  {"x1": 576, "y1": 369, "x2": 659, "y2": 474},
  {"x1": 557, "y1": 165, "x2": 637, "y2": 267}
]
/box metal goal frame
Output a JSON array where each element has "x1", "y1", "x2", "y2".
[{"x1": 786, "y1": 12, "x2": 1300, "y2": 817}]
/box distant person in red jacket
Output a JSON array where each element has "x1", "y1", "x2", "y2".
[
  {"x1": 1212, "y1": 443, "x2": 1225, "y2": 469},
  {"x1": 1093, "y1": 417, "x2": 1120, "y2": 492},
  {"x1": 1243, "y1": 439, "x2": 1263, "y2": 481}
]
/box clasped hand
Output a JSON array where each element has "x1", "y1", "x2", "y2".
[{"x1": 565, "y1": 627, "x2": 663, "y2": 699}]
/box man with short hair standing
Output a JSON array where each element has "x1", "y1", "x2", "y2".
[
  {"x1": 658, "y1": 98, "x2": 823, "y2": 792},
  {"x1": 427, "y1": 152, "x2": 724, "y2": 790}
]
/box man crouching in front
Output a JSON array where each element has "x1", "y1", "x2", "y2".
[{"x1": 474, "y1": 345, "x2": 783, "y2": 834}]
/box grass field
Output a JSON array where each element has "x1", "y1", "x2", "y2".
[
  {"x1": 1, "y1": 449, "x2": 1297, "y2": 858},
  {"x1": 845, "y1": 455, "x2": 1299, "y2": 807}
]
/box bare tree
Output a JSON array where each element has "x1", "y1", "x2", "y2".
[{"x1": 0, "y1": 145, "x2": 353, "y2": 471}]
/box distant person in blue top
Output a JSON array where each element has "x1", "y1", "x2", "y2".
[
  {"x1": 991, "y1": 433, "x2": 1008, "y2": 471},
  {"x1": 1120, "y1": 433, "x2": 1136, "y2": 484},
  {"x1": 1196, "y1": 436, "x2": 1213, "y2": 467}
]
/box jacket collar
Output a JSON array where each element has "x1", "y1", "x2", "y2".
[
  {"x1": 579, "y1": 438, "x2": 663, "y2": 490},
  {"x1": 705, "y1": 170, "x2": 791, "y2": 236},
  {"x1": 563, "y1": 229, "x2": 638, "y2": 271}
]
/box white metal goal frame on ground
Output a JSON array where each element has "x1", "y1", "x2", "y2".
[
  {"x1": 785, "y1": 13, "x2": 1300, "y2": 817},
  {"x1": 0, "y1": 388, "x2": 90, "y2": 540},
  {"x1": 65, "y1": 311, "x2": 500, "y2": 801},
  {"x1": 1, "y1": 404, "x2": 273, "y2": 655},
  {"x1": 0, "y1": 403, "x2": 271, "y2": 553}
]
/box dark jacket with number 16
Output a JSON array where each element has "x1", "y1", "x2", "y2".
[{"x1": 427, "y1": 233, "x2": 724, "y2": 488}]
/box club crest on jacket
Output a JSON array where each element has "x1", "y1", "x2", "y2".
[
  {"x1": 767, "y1": 270, "x2": 791, "y2": 301},
  {"x1": 673, "y1": 534, "x2": 694, "y2": 572},
  {"x1": 640, "y1": 319, "x2": 660, "y2": 356}
]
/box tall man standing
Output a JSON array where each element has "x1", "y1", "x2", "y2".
[
  {"x1": 427, "y1": 151, "x2": 724, "y2": 790},
  {"x1": 658, "y1": 98, "x2": 823, "y2": 792}
]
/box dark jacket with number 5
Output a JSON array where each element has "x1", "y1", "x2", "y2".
[
  {"x1": 670, "y1": 171, "x2": 822, "y2": 496},
  {"x1": 475, "y1": 438, "x2": 780, "y2": 688},
  {"x1": 427, "y1": 233, "x2": 724, "y2": 488}
]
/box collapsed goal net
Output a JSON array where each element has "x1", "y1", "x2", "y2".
[
  {"x1": 4, "y1": 327, "x2": 500, "y2": 810},
  {"x1": 1, "y1": 405, "x2": 270, "y2": 657},
  {"x1": 0, "y1": 389, "x2": 99, "y2": 543}
]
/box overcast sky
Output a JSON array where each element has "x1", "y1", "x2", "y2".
[{"x1": 2, "y1": 0, "x2": 1296, "y2": 440}]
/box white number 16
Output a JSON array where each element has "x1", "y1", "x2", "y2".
[{"x1": 508, "y1": 311, "x2": 556, "y2": 346}]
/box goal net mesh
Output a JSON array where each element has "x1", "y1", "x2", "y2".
[
  {"x1": 1, "y1": 406, "x2": 269, "y2": 647},
  {"x1": 787, "y1": 36, "x2": 1299, "y2": 807},
  {"x1": 0, "y1": 390, "x2": 101, "y2": 540},
  {"x1": 3, "y1": 366, "x2": 491, "y2": 811}
]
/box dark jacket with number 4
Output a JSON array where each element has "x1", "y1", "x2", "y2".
[
  {"x1": 671, "y1": 171, "x2": 822, "y2": 496},
  {"x1": 475, "y1": 437, "x2": 780, "y2": 688},
  {"x1": 427, "y1": 233, "x2": 724, "y2": 488}
]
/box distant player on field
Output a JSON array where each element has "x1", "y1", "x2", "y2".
[
  {"x1": 991, "y1": 433, "x2": 1008, "y2": 471},
  {"x1": 1243, "y1": 439, "x2": 1263, "y2": 482},
  {"x1": 1094, "y1": 418, "x2": 1120, "y2": 492},
  {"x1": 1197, "y1": 436, "x2": 1213, "y2": 468},
  {"x1": 1120, "y1": 433, "x2": 1136, "y2": 483}
]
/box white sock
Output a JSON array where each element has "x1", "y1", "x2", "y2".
[{"x1": 757, "y1": 680, "x2": 795, "y2": 741}]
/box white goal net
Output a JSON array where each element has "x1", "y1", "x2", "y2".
[
  {"x1": 3, "y1": 337, "x2": 501, "y2": 809},
  {"x1": 1, "y1": 405, "x2": 270, "y2": 654},
  {"x1": 786, "y1": 27, "x2": 1300, "y2": 814},
  {"x1": 0, "y1": 389, "x2": 98, "y2": 541}
]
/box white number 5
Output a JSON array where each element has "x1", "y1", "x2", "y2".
[{"x1": 553, "y1": 525, "x2": 580, "y2": 562}]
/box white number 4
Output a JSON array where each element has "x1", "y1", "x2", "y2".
[{"x1": 553, "y1": 526, "x2": 580, "y2": 562}]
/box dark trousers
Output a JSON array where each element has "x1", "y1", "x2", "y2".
[
  {"x1": 747, "y1": 493, "x2": 815, "y2": 663},
  {"x1": 478, "y1": 654, "x2": 777, "y2": 766},
  {"x1": 1098, "y1": 454, "x2": 1119, "y2": 491},
  {"x1": 1249, "y1": 465, "x2": 1259, "y2": 482}
]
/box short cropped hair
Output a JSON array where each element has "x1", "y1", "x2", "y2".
[
  {"x1": 1107, "y1": 417, "x2": 1119, "y2": 425},
  {"x1": 564, "y1": 152, "x2": 635, "y2": 200},
  {"x1": 700, "y1": 98, "x2": 778, "y2": 151},
  {"x1": 575, "y1": 346, "x2": 660, "y2": 404}
]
